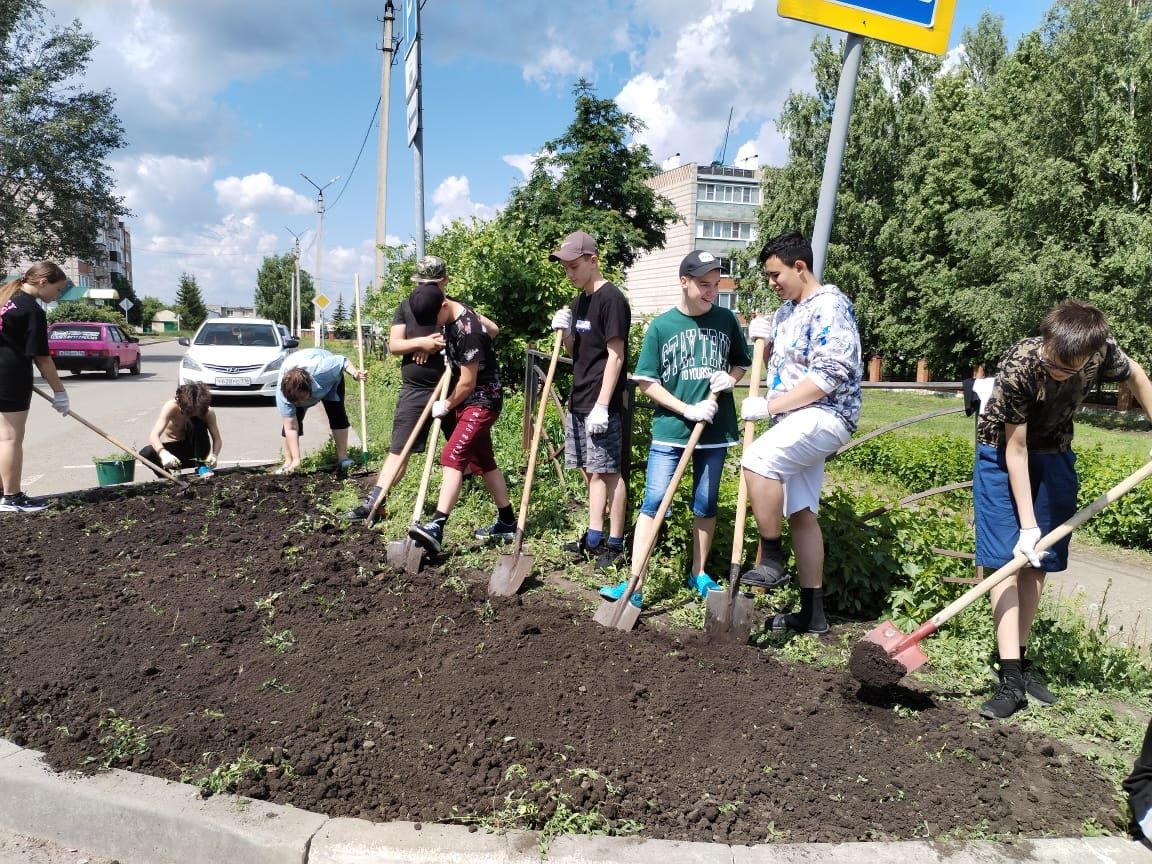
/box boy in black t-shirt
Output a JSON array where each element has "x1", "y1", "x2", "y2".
[
  {"x1": 405, "y1": 281, "x2": 515, "y2": 554},
  {"x1": 548, "y1": 231, "x2": 631, "y2": 571},
  {"x1": 346, "y1": 256, "x2": 498, "y2": 524}
]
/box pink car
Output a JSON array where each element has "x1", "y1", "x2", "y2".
[{"x1": 48, "y1": 321, "x2": 142, "y2": 378}]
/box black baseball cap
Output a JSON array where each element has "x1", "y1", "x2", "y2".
[
  {"x1": 679, "y1": 250, "x2": 726, "y2": 278},
  {"x1": 408, "y1": 281, "x2": 446, "y2": 326}
]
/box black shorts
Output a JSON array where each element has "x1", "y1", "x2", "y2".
[
  {"x1": 0, "y1": 392, "x2": 32, "y2": 413},
  {"x1": 282, "y1": 379, "x2": 351, "y2": 436},
  {"x1": 389, "y1": 385, "x2": 455, "y2": 454},
  {"x1": 0, "y1": 362, "x2": 32, "y2": 412}
]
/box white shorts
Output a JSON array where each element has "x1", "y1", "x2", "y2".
[{"x1": 741, "y1": 407, "x2": 851, "y2": 517}]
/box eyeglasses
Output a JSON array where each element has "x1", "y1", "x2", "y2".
[{"x1": 1040, "y1": 356, "x2": 1088, "y2": 376}]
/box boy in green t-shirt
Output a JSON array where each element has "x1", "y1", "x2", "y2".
[{"x1": 600, "y1": 251, "x2": 751, "y2": 602}]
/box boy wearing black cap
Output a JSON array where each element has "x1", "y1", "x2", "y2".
[
  {"x1": 601, "y1": 249, "x2": 750, "y2": 603},
  {"x1": 347, "y1": 256, "x2": 499, "y2": 523},
  {"x1": 548, "y1": 231, "x2": 632, "y2": 571},
  {"x1": 739, "y1": 231, "x2": 862, "y2": 635},
  {"x1": 405, "y1": 280, "x2": 515, "y2": 553}
]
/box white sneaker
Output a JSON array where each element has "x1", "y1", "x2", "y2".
[{"x1": 0, "y1": 492, "x2": 48, "y2": 513}]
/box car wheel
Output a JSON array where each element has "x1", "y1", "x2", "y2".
[
  {"x1": 129, "y1": 353, "x2": 141, "y2": 375},
  {"x1": 106, "y1": 358, "x2": 120, "y2": 379},
  {"x1": 69, "y1": 369, "x2": 81, "y2": 376}
]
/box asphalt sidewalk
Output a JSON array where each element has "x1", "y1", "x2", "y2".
[
  {"x1": 1, "y1": 736, "x2": 1150, "y2": 864},
  {"x1": 1057, "y1": 543, "x2": 1152, "y2": 647}
]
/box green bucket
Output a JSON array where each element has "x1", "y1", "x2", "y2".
[{"x1": 94, "y1": 458, "x2": 136, "y2": 486}]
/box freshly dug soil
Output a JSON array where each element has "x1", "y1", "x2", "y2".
[
  {"x1": 0, "y1": 474, "x2": 1122, "y2": 844},
  {"x1": 849, "y1": 639, "x2": 909, "y2": 690}
]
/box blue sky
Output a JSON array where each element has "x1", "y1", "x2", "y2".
[{"x1": 53, "y1": 1, "x2": 1053, "y2": 308}]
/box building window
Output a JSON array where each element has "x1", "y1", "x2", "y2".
[
  {"x1": 697, "y1": 220, "x2": 756, "y2": 241},
  {"x1": 717, "y1": 292, "x2": 737, "y2": 310},
  {"x1": 697, "y1": 183, "x2": 759, "y2": 205}
]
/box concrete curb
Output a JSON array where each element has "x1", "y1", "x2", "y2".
[{"x1": 0, "y1": 738, "x2": 1148, "y2": 864}]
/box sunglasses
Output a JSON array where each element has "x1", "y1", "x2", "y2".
[{"x1": 1040, "y1": 356, "x2": 1088, "y2": 376}]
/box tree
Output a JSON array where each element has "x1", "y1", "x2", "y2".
[
  {"x1": 498, "y1": 79, "x2": 679, "y2": 273},
  {"x1": 175, "y1": 273, "x2": 207, "y2": 332},
  {"x1": 254, "y1": 252, "x2": 314, "y2": 327},
  {"x1": 109, "y1": 272, "x2": 140, "y2": 326},
  {"x1": 0, "y1": 0, "x2": 126, "y2": 267},
  {"x1": 47, "y1": 300, "x2": 121, "y2": 325},
  {"x1": 138, "y1": 295, "x2": 166, "y2": 330}
]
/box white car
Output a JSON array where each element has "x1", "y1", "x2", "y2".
[{"x1": 178, "y1": 317, "x2": 298, "y2": 398}]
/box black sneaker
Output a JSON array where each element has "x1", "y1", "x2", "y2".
[
  {"x1": 594, "y1": 544, "x2": 627, "y2": 572},
  {"x1": 408, "y1": 520, "x2": 444, "y2": 553},
  {"x1": 0, "y1": 492, "x2": 48, "y2": 514},
  {"x1": 474, "y1": 520, "x2": 516, "y2": 542},
  {"x1": 564, "y1": 531, "x2": 604, "y2": 560},
  {"x1": 980, "y1": 680, "x2": 1027, "y2": 720},
  {"x1": 345, "y1": 499, "x2": 373, "y2": 521},
  {"x1": 741, "y1": 559, "x2": 788, "y2": 592},
  {"x1": 1021, "y1": 659, "x2": 1058, "y2": 705}
]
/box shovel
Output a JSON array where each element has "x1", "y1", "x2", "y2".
[
  {"x1": 33, "y1": 385, "x2": 187, "y2": 489},
  {"x1": 490, "y1": 331, "x2": 563, "y2": 597},
  {"x1": 852, "y1": 458, "x2": 1152, "y2": 687},
  {"x1": 705, "y1": 338, "x2": 767, "y2": 644},
  {"x1": 353, "y1": 273, "x2": 369, "y2": 466},
  {"x1": 363, "y1": 367, "x2": 451, "y2": 528},
  {"x1": 593, "y1": 395, "x2": 715, "y2": 631},
  {"x1": 386, "y1": 372, "x2": 452, "y2": 572}
]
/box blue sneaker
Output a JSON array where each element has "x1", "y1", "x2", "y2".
[
  {"x1": 691, "y1": 573, "x2": 722, "y2": 598},
  {"x1": 598, "y1": 581, "x2": 642, "y2": 607},
  {"x1": 197, "y1": 465, "x2": 215, "y2": 478}
]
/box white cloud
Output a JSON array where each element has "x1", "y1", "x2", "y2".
[
  {"x1": 427, "y1": 176, "x2": 499, "y2": 234},
  {"x1": 214, "y1": 174, "x2": 314, "y2": 215},
  {"x1": 503, "y1": 153, "x2": 539, "y2": 179}
]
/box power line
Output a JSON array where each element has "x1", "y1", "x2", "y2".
[{"x1": 327, "y1": 96, "x2": 382, "y2": 212}]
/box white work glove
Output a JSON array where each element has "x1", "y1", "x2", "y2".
[
  {"x1": 748, "y1": 317, "x2": 773, "y2": 341},
  {"x1": 551, "y1": 308, "x2": 571, "y2": 332},
  {"x1": 709, "y1": 370, "x2": 736, "y2": 394},
  {"x1": 586, "y1": 403, "x2": 610, "y2": 435},
  {"x1": 682, "y1": 399, "x2": 718, "y2": 424},
  {"x1": 159, "y1": 449, "x2": 181, "y2": 469},
  {"x1": 1013, "y1": 527, "x2": 1044, "y2": 568},
  {"x1": 432, "y1": 399, "x2": 450, "y2": 419},
  {"x1": 51, "y1": 390, "x2": 69, "y2": 415},
  {"x1": 204, "y1": 453, "x2": 217, "y2": 468},
  {"x1": 741, "y1": 396, "x2": 772, "y2": 421}
]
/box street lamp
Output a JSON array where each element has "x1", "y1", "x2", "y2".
[
  {"x1": 300, "y1": 173, "x2": 340, "y2": 347},
  {"x1": 285, "y1": 227, "x2": 303, "y2": 337}
]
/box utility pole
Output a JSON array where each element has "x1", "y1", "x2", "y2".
[
  {"x1": 375, "y1": 0, "x2": 398, "y2": 290},
  {"x1": 285, "y1": 227, "x2": 303, "y2": 337},
  {"x1": 300, "y1": 173, "x2": 340, "y2": 347}
]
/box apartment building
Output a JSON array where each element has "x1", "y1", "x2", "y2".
[
  {"x1": 625, "y1": 162, "x2": 763, "y2": 317},
  {"x1": 58, "y1": 214, "x2": 133, "y2": 303}
]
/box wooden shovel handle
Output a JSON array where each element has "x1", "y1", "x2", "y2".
[
  {"x1": 408, "y1": 370, "x2": 453, "y2": 522},
  {"x1": 729, "y1": 338, "x2": 768, "y2": 576},
  {"x1": 353, "y1": 274, "x2": 368, "y2": 460},
  {"x1": 511, "y1": 331, "x2": 564, "y2": 550},
  {"x1": 32, "y1": 385, "x2": 184, "y2": 486}
]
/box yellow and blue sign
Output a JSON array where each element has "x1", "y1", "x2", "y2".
[{"x1": 778, "y1": 0, "x2": 957, "y2": 54}]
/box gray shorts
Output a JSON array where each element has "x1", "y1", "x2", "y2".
[{"x1": 564, "y1": 410, "x2": 622, "y2": 474}]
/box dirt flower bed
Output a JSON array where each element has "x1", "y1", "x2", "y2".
[{"x1": 0, "y1": 473, "x2": 1122, "y2": 844}]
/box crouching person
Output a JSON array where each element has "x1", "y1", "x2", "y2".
[
  {"x1": 275, "y1": 348, "x2": 368, "y2": 474},
  {"x1": 139, "y1": 382, "x2": 222, "y2": 478}
]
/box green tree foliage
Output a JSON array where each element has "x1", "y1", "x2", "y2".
[
  {"x1": 138, "y1": 296, "x2": 167, "y2": 329},
  {"x1": 755, "y1": 0, "x2": 1152, "y2": 378},
  {"x1": 46, "y1": 300, "x2": 122, "y2": 325},
  {"x1": 0, "y1": 0, "x2": 126, "y2": 267},
  {"x1": 109, "y1": 273, "x2": 140, "y2": 325},
  {"x1": 254, "y1": 253, "x2": 313, "y2": 327},
  {"x1": 498, "y1": 79, "x2": 679, "y2": 273},
  {"x1": 175, "y1": 273, "x2": 208, "y2": 332}
]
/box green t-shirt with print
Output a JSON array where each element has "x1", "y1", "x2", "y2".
[{"x1": 633, "y1": 304, "x2": 752, "y2": 448}]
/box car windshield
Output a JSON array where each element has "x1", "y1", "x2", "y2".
[
  {"x1": 50, "y1": 325, "x2": 103, "y2": 341},
  {"x1": 194, "y1": 323, "x2": 279, "y2": 347}
]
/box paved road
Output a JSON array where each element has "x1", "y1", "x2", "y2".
[{"x1": 22, "y1": 341, "x2": 359, "y2": 497}]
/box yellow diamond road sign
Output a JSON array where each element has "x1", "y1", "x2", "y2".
[
  {"x1": 313, "y1": 293, "x2": 331, "y2": 311},
  {"x1": 778, "y1": 0, "x2": 957, "y2": 55}
]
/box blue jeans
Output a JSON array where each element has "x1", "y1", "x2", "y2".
[{"x1": 639, "y1": 444, "x2": 729, "y2": 519}]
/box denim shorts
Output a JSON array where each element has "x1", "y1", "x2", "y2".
[
  {"x1": 974, "y1": 443, "x2": 1077, "y2": 572},
  {"x1": 639, "y1": 444, "x2": 730, "y2": 519},
  {"x1": 564, "y1": 410, "x2": 623, "y2": 474}
]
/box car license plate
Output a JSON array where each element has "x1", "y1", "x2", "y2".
[
  {"x1": 215, "y1": 377, "x2": 251, "y2": 387},
  {"x1": 57, "y1": 350, "x2": 87, "y2": 357}
]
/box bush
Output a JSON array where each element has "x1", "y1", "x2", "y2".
[{"x1": 47, "y1": 301, "x2": 125, "y2": 326}]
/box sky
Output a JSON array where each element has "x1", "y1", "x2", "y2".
[{"x1": 49, "y1": 0, "x2": 1055, "y2": 309}]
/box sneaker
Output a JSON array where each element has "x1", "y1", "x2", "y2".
[
  {"x1": 741, "y1": 559, "x2": 789, "y2": 592},
  {"x1": 564, "y1": 531, "x2": 604, "y2": 560},
  {"x1": 766, "y1": 612, "x2": 829, "y2": 635},
  {"x1": 197, "y1": 465, "x2": 215, "y2": 479},
  {"x1": 1022, "y1": 659, "x2": 1058, "y2": 705},
  {"x1": 408, "y1": 520, "x2": 444, "y2": 554},
  {"x1": 337, "y1": 457, "x2": 356, "y2": 472},
  {"x1": 690, "y1": 573, "x2": 722, "y2": 598},
  {"x1": 593, "y1": 544, "x2": 627, "y2": 572},
  {"x1": 979, "y1": 680, "x2": 1027, "y2": 720},
  {"x1": 345, "y1": 499, "x2": 374, "y2": 522},
  {"x1": 474, "y1": 520, "x2": 517, "y2": 542},
  {"x1": 0, "y1": 492, "x2": 48, "y2": 514},
  {"x1": 597, "y1": 580, "x2": 642, "y2": 607}
]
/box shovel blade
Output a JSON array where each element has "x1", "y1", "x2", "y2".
[
  {"x1": 404, "y1": 543, "x2": 427, "y2": 575},
  {"x1": 592, "y1": 593, "x2": 642, "y2": 629},
  {"x1": 386, "y1": 539, "x2": 409, "y2": 570},
  {"x1": 861, "y1": 620, "x2": 929, "y2": 676},
  {"x1": 704, "y1": 587, "x2": 756, "y2": 644},
  {"x1": 489, "y1": 552, "x2": 533, "y2": 597}
]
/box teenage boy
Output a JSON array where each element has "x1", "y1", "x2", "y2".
[
  {"x1": 406, "y1": 280, "x2": 516, "y2": 553},
  {"x1": 346, "y1": 256, "x2": 498, "y2": 523},
  {"x1": 739, "y1": 230, "x2": 862, "y2": 635},
  {"x1": 275, "y1": 348, "x2": 368, "y2": 474},
  {"x1": 601, "y1": 250, "x2": 750, "y2": 602},
  {"x1": 140, "y1": 382, "x2": 223, "y2": 478},
  {"x1": 973, "y1": 299, "x2": 1152, "y2": 719},
  {"x1": 548, "y1": 231, "x2": 631, "y2": 570}
]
